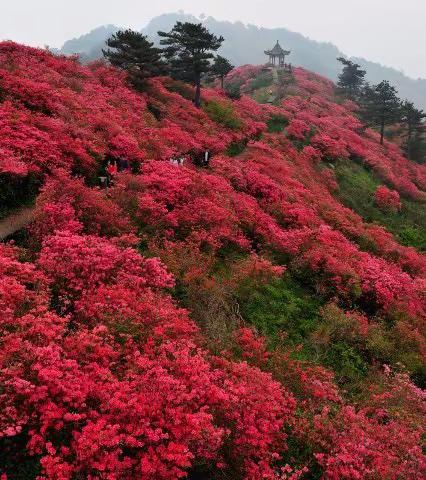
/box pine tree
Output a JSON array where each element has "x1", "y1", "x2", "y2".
[
  {"x1": 103, "y1": 29, "x2": 165, "y2": 91},
  {"x1": 361, "y1": 81, "x2": 401, "y2": 145},
  {"x1": 337, "y1": 57, "x2": 366, "y2": 100},
  {"x1": 401, "y1": 101, "x2": 426, "y2": 162},
  {"x1": 212, "y1": 55, "x2": 234, "y2": 89},
  {"x1": 158, "y1": 22, "x2": 224, "y2": 108}
]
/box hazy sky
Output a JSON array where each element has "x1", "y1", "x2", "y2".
[{"x1": 2, "y1": 1, "x2": 426, "y2": 79}]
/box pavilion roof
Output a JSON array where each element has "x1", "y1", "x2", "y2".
[{"x1": 265, "y1": 41, "x2": 290, "y2": 56}]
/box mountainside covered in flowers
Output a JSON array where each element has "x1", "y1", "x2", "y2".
[{"x1": 0, "y1": 42, "x2": 425, "y2": 479}]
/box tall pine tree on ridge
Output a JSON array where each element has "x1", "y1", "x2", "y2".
[
  {"x1": 103, "y1": 29, "x2": 165, "y2": 91},
  {"x1": 158, "y1": 22, "x2": 224, "y2": 108},
  {"x1": 361, "y1": 80, "x2": 401, "y2": 145},
  {"x1": 212, "y1": 55, "x2": 234, "y2": 89},
  {"x1": 401, "y1": 101, "x2": 426, "y2": 162},
  {"x1": 336, "y1": 57, "x2": 366, "y2": 100}
]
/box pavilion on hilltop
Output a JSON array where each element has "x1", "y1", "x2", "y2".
[{"x1": 264, "y1": 41, "x2": 291, "y2": 68}]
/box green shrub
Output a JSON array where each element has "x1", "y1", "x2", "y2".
[
  {"x1": 226, "y1": 140, "x2": 248, "y2": 157},
  {"x1": 267, "y1": 114, "x2": 288, "y2": 133},
  {"x1": 203, "y1": 100, "x2": 243, "y2": 130},
  {"x1": 163, "y1": 79, "x2": 194, "y2": 100},
  {"x1": 248, "y1": 71, "x2": 273, "y2": 91},
  {"x1": 325, "y1": 342, "x2": 368, "y2": 383},
  {"x1": 224, "y1": 83, "x2": 241, "y2": 100}
]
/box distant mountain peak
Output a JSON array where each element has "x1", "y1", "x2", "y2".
[{"x1": 61, "y1": 24, "x2": 119, "y2": 55}]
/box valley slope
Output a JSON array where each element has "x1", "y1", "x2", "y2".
[{"x1": 0, "y1": 42, "x2": 425, "y2": 479}]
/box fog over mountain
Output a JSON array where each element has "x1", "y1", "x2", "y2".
[{"x1": 59, "y1": 13, "x2": 426, "y2": 110}]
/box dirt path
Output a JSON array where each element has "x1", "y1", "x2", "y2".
[
  {"x1": 0, "y1": 206, "x2": 35, "y2": 240},
  {"x1": 272, "y1": 68, "x2": 279, "y2": 84}
]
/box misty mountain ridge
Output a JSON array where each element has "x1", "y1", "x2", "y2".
[{"x1": 59, "y1": 12, "x2": 426, "y2": 110}]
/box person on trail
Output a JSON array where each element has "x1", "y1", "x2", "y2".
[
  {"x1": 118, "y1": 158, "x2": 130, "y2": 172},
  {"x1": 107, "y1": 160, "x2": 118, "y2": 176},
  {"x1": 106, "y1": 160, "x2": 118, "y2": 187},
  {"x1": 204, "y1": 150, "x2": 211, "y2": 167}
]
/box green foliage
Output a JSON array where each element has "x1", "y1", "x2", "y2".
[
  {"x1": 325, "y1": 342, "x2": 368, "y2": 383},
  {"x1": 312, "y1": 304, "x2": 370, "y2": 379},
  {"x1": 252, "y1": 91, "x2": 270, "y2": 104},
  {"x1": 398, "y1": 225, "x2": 426, "y2": 249},
  {"x1": 224, "y1": 83, "x2": 241, "y2": 100},
  {"x1": 203, "y1": 100, "x2": 243, "y2": 130},
  {"x1": 248, "y1": 71, "x2": 273, "y2": 91},
  {"x1": 360, "y1": 80, "x2": 401, "y2": 145},
  {"x1": 163, "y1": 79, "x2": 194, "y2": 100},
  {"x1": 237, "y1": 275, "x2": 322, "y2": 346},
  {"x1": 267, "y1": 114, "x2": 289, "y2": 133},
  {"x1": 103, "y1": 29, "x2": 165, "y2": 91},
  {"x1": 336, "y1": 57, "x2": 366, "y2": 100},
  {"x1": 400, "y1": 100, "x2": 426, "y2": 163},
  {"x1": 158, "y1": 22, "x2": 224, "y2": 107},
  {"x1": 146, "y1": 101, "x2": 163, "y2": 121},
  {"x1": 211, "y1": 55, "x2": 234, "y2": 88},
  {"x1": 226, "y1": 140, "x2": 248, "y2": 157},
  {"x1": 334, "y1": 159, "x2": 426, "y2": 252}
]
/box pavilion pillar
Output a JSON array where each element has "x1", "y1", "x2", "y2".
[{"x1": 265, "y1": 41, "x2": 291, "y2": 69}]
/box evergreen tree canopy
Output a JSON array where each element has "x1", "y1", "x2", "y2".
[
  {"x1": 212, "y1": 55, "x2": 234, "y2": 89},
  {"x1": 401, "y1": 100, "x2": 426, "y2": 162},
  {"x1": 361, "y1": 80, "x2": 401, "y2": 145},
  {"x1": 158, "y1": 22, "x2": 224, "y2": 107},
  {"x1": 337, "y1": 57, "x2": 366, "y2": 99},
  {"x1": 103, "y1": 29, "x2": 165, "y2": 91}
]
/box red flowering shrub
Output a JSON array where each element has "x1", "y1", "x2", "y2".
[
  {"x1": 31, "y1": 170, "x2": 134, "y2": 241},
  {"x1": 0, "y1": 42, "x2": 425, "y2": 479},
  {"x1": 375, "y1": 185, "x2": 402, "y2": 212},
  {"x1": 233, "y1": 327, "x2": 270, "y2": 366},
  {"x1": 38, "y1": 231, "x2": 174, "y2": 308},
  {"x1": 286, "y1": 119, "x2": 311, "y2": 140},
  {"x1": 1, "y1": 231, "x2": 296, "y2": 479},
  {"x1": 315, "y1": 406, "x2": 425, "y2": 479}
]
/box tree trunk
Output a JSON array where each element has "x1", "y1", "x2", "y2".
[
  {"x1": 406, "y1": 124, "x2": 413, "y2": 159},
  {"x1": 194, "y1": 73, "x2": 201, "y2": 108},
  {"x1": 380, "y1": 117, "x2": 385, "y2": 145}
]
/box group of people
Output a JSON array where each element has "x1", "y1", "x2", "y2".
[
  {"x1": 169, "y1": 154, "x2": 187, "y2": 167},
  {"x1": 169, "y1": 149, "x2": 212, "y2": 168},
  {"x1": 100, "y1": 149, "x2": 213, "y2": 189},
  {"x1": 100, "y1": 158, "x2": 131, "y2": 189}
]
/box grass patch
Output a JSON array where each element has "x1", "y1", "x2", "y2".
[
  {"x1": 203, "y1": 100, "x2": 243, "y2": 131},
  {"x1": 253, "y1": 88, "x2": 273, "y2": 104},
  {"x1": 335, "y1": 159, "x2": 426, "y2": 252},
  {"x1": 237, "y1": 274, "x2": 322, "y2": 347},
  {"x1": 247, "y1": 71, "x2": 274, "y2": 91}
]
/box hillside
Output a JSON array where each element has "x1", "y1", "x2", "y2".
[
  {"x1": 0, "y1": 42, "x2": 425, "y2": 479},
  {"x1": 59, "y1": 12, "x2": 426, "y2": 110}
]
